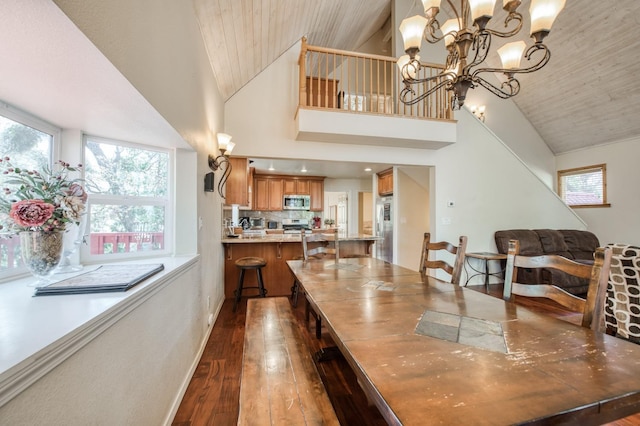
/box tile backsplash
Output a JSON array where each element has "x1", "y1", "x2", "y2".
[{"x1": 223, "y1": 209, "x2": 323, "y2": 229}]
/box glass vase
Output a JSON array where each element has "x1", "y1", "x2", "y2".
[{"x1": 19, "y1": 230, "x2": 64, "y2": 285}]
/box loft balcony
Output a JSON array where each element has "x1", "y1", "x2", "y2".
[{"x1": 295, "y1": 38, "x2": 457, "y2": 150}]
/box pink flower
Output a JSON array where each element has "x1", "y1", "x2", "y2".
[{"x1": 9, "y1": 199, "x2": 55, "y2": 227}]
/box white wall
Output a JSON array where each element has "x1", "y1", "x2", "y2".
[
  {"x1": 0, "y1": 262, "x2": 203, "y2": 425},
  {"x1": 396, "y1": 167, "x2": 430, "y2": 270},
  {"x1": 430, "y1": 109, "x2": 586, "y2": 252},
  {"x1": 556, "y1": 137, "x2": 640, "y2": 246}
]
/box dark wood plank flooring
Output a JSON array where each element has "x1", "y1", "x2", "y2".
[{"x1": 172, "y1": 284, "x2": 640, "y2": 425}]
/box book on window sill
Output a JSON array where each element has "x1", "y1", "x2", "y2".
[{"x1": 33, "y1": 263, "x2": 165, "y2": 296}]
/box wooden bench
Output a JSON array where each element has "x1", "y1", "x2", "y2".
[{"x1": 238, "y1": 297, "x2": 339, "y2": 425}]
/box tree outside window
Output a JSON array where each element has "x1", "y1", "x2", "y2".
[{"x1": 84, "y1": 137, "x2": 171, "y2": 258}]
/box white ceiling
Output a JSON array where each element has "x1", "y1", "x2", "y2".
[
  {"x1": 193, "y1": 0, "x2": 640, "y2": 155},
  {"x1": 248, "y1": 156, "x2": 394, "y2": 180}
]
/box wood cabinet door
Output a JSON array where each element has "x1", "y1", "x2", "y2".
[
  {"x1": 283, "y1": 179, "x2": 296, "y2": 194},
  {"x1": 377, "y1": 169, "x2": 393, "y2": 196},
  {"x1": 284, "y1": 178, "x2": 310, "y2": 195},
  {"x1": 309, "y1": 179, "x2": 324, "y2": 211},
  {"x1": 254, "y1": 178, "x2": 270, "y2": 210},
  {"x1": 296, "y1": 179, "x2": 310, "y2": 194},
  {"x1": 268, "y1": 179, "x2": 283, "y2": 210},
  {"x1": 225, "y1": 157, "x2": 249, "y2": 205}
]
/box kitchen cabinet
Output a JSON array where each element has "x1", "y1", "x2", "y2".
[
  {"x1": 377, "y1": 168, "x2": 393, "y2": 196},
  {"x1": 283, "y1": 178, "x2": 310, "y2": 195},
  {"x1": 309, "y1": 179, "x2": 324, "y2": 211},
  {"x1": 255, "y1": 174, "x2": 324, "y2": 211},
  {"x1": 253, "y1": 177, "x2": 283, "y2": 211},
  {"x1": 225, "y1": 157, "x2": 252, "y2": 207}
]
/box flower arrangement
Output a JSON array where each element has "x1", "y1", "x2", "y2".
[{"x1": 0, "y1": 157, "x2": 87, "y2": 234}]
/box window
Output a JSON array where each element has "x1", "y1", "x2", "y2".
[
  {"x1": 0, "y1": 106, "x2": 58, "y2": 280},
  {"x1": 557, "y1": 164, "x2": 610, "y2": 208},
  {"x1": 83, "y1": 136, "x2": 172, "y2": 260}
]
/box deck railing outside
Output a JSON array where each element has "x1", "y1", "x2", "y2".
[
  {"x1": 0, "y1": 232, "x2": 164, "y2": 271},
  {"x1": 298, "y1": 37, "x2": 453, "y2": 121}
]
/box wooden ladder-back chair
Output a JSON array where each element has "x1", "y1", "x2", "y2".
[
  {"x1": 419, "y1": 232, "x2": 468, "y2": 284},
  {"x1": 503, "y1": 239, "x2": 612, "y2": 330},
  {"x1": 302, "y1": 229, "x2": 339, "y2": 261},
  {"x1": 292, "y1": 229, "x2": 339, "y2": 339}
]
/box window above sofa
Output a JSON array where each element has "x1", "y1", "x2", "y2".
[{"x1": 557, "y1": 164, "x2": 611, "y2": 208}]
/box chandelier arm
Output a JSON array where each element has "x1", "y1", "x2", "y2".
[
  {"x1": 471, "y1": 43, "x2": 551, "y2": 79},
  {"x1": 474, "y1": 76, "x2": 521, "y2": 99},
  {"x1": 424, "y1": 19, "x2": 445, "y2": 44},
  {"x1": 463, "y1": 32, "x2": 491, "y2": 76},
  {"x1": 400, "y1": 77, "x2": 452, "y2": 106},
  {"x1": 446, "y1": 0, "x2": 462, "y2": 26},
  {"x1": 484, "y1": 12, "x2": 523, "y2": 38}
]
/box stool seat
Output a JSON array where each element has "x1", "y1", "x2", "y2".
[
  {"x1": 233, "y1": 257, "x2": 267, "y2": 312},
  {"x1": 235, "y1": 257, "x2": 267, "y2": 268}
]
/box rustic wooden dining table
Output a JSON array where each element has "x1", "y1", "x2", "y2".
[{"x1": 287, "y1": 257, "x2": 640, "y2": 426}]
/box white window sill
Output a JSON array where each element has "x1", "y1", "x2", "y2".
[{"x1": 0, "y1": 254, "x2": 199, "y2": 408}]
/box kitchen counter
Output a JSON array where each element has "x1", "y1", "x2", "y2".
[
  {"x1": 221, "y1": 232, "x2": 381, "y2": 244},
  {"x1": 221, "y1": 233, "x2": 381, "y2": 298}
]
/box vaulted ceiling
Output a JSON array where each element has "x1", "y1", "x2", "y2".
[{"x1": 193, "y1": 0, "x2": 640, "y2": 155}]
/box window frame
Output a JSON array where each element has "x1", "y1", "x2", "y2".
[
  {"x1": 557, "y1": 163, "x2": 611, "y2": 209},
  {"x1": 81, "y1": 135, "x2": 174, "y2": 263},
  {"x1": 0, "y1": 103, "x2": 60, "y2": 282}
]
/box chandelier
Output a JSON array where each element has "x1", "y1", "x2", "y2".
[{"x1": 397, "y1": 0, "x2": 566, "y2": 109}]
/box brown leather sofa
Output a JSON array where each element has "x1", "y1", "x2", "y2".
[{"x1": 494, "y1": 229, "x2": 600, "y2": 296}]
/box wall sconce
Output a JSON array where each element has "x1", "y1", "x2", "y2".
[
  {"x1": 469, "y1": 105, "x2": 486, "y2": 122},
  {"x1": 207, "y1": 132, "x2": 236, "y2": 198}
]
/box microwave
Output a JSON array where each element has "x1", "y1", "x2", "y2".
[{"x1": 283, "y1": 194, "x2": 311, "y2": 210}]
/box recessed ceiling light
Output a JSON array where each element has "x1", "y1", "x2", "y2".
[{"x1": 364, "y1": 167, "x2": 372, "y2": 172}]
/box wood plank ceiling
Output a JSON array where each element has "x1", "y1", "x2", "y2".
[{"x1": 192, "y1": 0, "x2": 640, "y2": 155}]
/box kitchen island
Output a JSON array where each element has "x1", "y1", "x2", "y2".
[{"x1": 221, "y1": 233, "x2": 381, "y2": 298}]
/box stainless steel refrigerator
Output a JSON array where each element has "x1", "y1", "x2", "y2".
[{"x1": 375, "y1": 196, "x2": 393, "y2": 263}]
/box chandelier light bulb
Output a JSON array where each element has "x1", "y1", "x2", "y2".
[
  {"x1": 468, "y1": 0, "x2": 498, "y2": 22},
  {"x1": 441, "y1": 19, "x2": 460, "y2": 47},
  {"x1": 399, "y1": 15, "x2": 428, "y2": 53},
  {"x1": 497, "y1": 41, "x2": 527, "y2": 69},
  {"x1": 529, "y1": 0, "x2": 566, "y2": 35}
]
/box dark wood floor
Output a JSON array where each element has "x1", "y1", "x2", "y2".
[{"x1": 172, "y1": 283, "x2": 640, "y2": 426}]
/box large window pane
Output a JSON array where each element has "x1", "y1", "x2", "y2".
[
  {"x1": 83, "y1": 136, "x2": 170, "y2": 260},
  {"x1": 85, "y1": 140, "x2": 168, "y2": 197},
  {"x1": 0, "y1": 115, "x2": 53, "y2": 278}
]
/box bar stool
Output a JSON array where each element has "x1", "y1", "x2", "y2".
[{"x1": 233, "y1": 257, "x2": 268, "y2": 312}]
